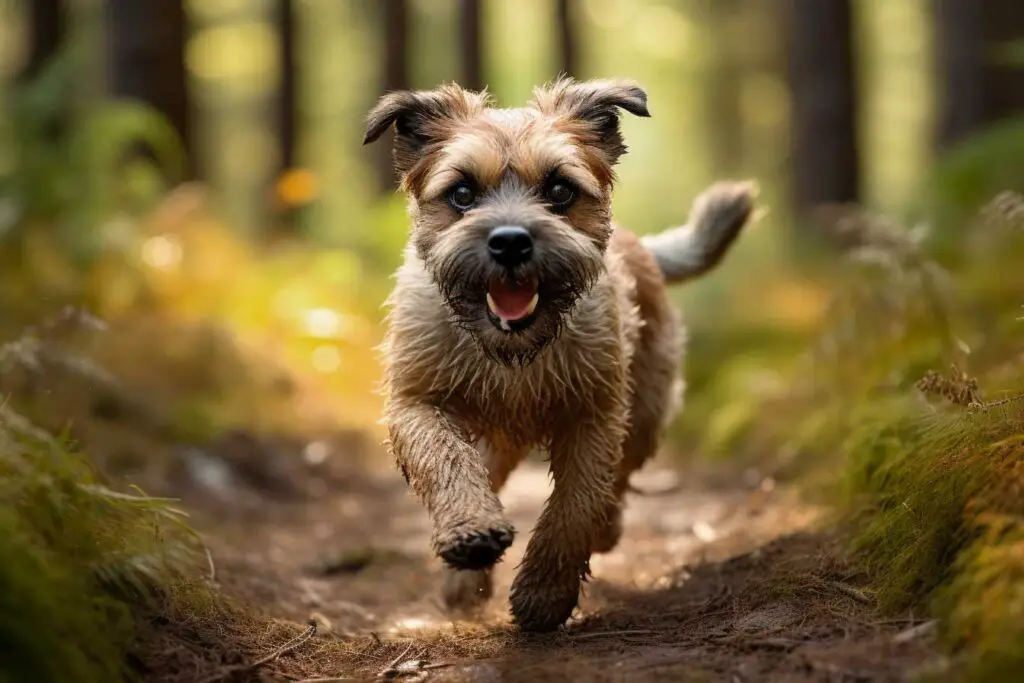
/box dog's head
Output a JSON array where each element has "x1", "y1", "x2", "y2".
[{"x1": 363, "y1": 77, "x2": 650, "y2": 365}]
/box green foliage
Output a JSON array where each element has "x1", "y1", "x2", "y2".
[
  {"x1": 842, "y1": 409, "x2": 1009, "y2": 608},
  {"x1": 685, "y1": 187, "x2": 1024, "y2": 675},
  {"x1": 0, "y1": 504, "x2": 128, "y2": 683},
  {"x1": 0, "y1": 325, "x2": 207, "y2": 683},
  {"x1": 927, "y1": 117, "x2": 1024, "y2": 266},
  {"x1": 0, "y1": 41, "x2": 186, "y2": 265},
  {"x1": 991, "y1": 38, "x2": 1024, "y2": 68},
  {"x1": 940, "y1": 509, "x2": 1024, "y2": 682},
  {"x1": 836, "y1": 401, "x2": 1024, "y2": 682}
]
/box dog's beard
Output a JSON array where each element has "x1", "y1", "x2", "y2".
[{"x1": 426, "y1": 235, "x2": 603, "y2": 367}]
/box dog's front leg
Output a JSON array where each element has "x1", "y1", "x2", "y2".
[
  {"x1": 387, "y1": 401, "x2": 515, "y2": 570},
  {"x1": 509, "y1": 410, "x2": 625, "y2": 632}
]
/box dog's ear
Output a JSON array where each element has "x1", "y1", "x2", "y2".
[
  {"x1": 533, "y1": 77, "x2": 650, "y2": 167},
  {"x1": 363, "y1": 84, "x2": 488, "y2": 180}
]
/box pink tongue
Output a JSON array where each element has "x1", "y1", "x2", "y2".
[{"x1": 488, "y1": 281, "x2": 536, "y2": 320}]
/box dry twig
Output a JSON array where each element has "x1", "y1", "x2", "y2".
[
  {"x1": 376, "y1": 642, "x2": 416, "y2": 679},
  {"x1": 916, "y1": 363, "x2": 1024, "y2": 413},
  {"x1": 824, "y1": 580, "x2": 873, "y2": 605},
  {"x1": 205, "y1": 546, "x2": 217, "y2": 583},
  {"x1": 199, "y1": 620, "x2": 318, "y2": 683},
  {"x1": 569, "y1": 629, "x2": 657, "y2": 640},
  {"x1": 916, "y1": 364, "x2": 982, "y2": 408},
  {"x1": 892, "y1": 619, "x2": 937, "y2": 644}
]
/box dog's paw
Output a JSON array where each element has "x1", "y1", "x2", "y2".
[
  {"x1": 442, "y1": 567, "x2": 494, "y2": 613},
  {"x1": 436, "y1": 522, "x2": 515, "y2": 571},
  {"x1": 509, "y1": 565, "x2": 582, "y2": 633}
]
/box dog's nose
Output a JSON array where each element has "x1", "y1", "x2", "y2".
[{"x1": 487, "y1": 226, "x2": 533, "y2": 268}]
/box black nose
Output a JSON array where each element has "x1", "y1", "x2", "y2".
[{"x1": 487, "y1": 226, "x2": 533, "y2": 268}]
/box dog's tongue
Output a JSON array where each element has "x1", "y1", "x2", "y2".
[{"x1": 487, "y1": 280, "x2": 538, "y2": 321}]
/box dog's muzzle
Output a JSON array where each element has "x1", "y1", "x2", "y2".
[{"x1": 484, "y1": 226, "x2": 540, "y2": 331}]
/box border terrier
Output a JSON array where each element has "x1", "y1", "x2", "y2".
[{"x1": 364, "y1": 77, "x2": 756, "y2": 632}]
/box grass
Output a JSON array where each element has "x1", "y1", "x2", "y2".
[
  {"x1": 841, "y1": 394, "x2": 1024, "y2": 681},
  {"x1": 0, "y1": 318, "x2": 209, "y2": 683}
]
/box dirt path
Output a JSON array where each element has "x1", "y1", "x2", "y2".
[{"x1": 152, "y1": 440, "x2": 942, "y2": 683}]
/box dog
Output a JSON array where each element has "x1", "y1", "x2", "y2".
[{"x1": 363, "y1": 77, "x2": 756, "y2": 632}]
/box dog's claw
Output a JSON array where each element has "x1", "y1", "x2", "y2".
[{"x1": 438, "y1": 525, "x2": 514, "y2": 570}]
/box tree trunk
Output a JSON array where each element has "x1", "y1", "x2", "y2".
[
  {"x1": 459, "y1": 0, "x2": 483, "y2": 92},
  {"x1": 374, "y1": 0, "x2": 410, "y2": 192},
  {"x1": 785, "y1": 0, "x2": 860, "y2": 214},
  {"x1": 555, "y1": 0, "x2": 576, "y2": 79},
  {"x1": 267, "y1": 0, "x2": 303, "y2": 239},
  {"x1": 278, "y1": 0, "x2": 297, "y2": 172},
  {"x1": 106, "y1": 0, "x2": 192, "y2": 177},
  {"x1": 933, "y1": 0, "x2": 1024, "y2": 150},
  {"x1": 22, "y1": 0, "x2": 64, "y2": 81}
]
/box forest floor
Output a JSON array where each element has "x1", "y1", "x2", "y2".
[{"x1": 133, "y1": 431, "x2": 947, "y2": 683}]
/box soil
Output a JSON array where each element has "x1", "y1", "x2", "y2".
[{"x1": 133, "y1": 433, "x2": 945, "y2": 683}]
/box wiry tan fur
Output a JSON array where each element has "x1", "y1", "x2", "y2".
[{"x1": 364, "y1": 77, "x2": 757, "y2": 632}]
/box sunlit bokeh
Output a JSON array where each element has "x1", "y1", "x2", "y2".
[{"x1": 1, "y1": 1, "x2": 1023, "y2": 680}]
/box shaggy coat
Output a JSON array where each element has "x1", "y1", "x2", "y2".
[{"x1": 364, "y1": 77, "x2": 756, "y2": 632}]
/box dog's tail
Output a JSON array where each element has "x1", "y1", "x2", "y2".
[{"x1": 640, "y1": 181, "x2": 759, "y2": 285}]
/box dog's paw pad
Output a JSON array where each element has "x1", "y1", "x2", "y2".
[{"x1": 439, "y1": 525, "x2": 514, "y2": 570}]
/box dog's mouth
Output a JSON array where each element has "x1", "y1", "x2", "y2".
[{"x1": 486, "y1": 277, "x2": 539, "y2": 332}]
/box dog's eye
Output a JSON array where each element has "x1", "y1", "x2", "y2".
[
  {"x1": 545, "y1": 181, "x2": 576, "y2": 211},
  {"x1": 448, "y1": 183, "x2": 477, "y2": 212}
]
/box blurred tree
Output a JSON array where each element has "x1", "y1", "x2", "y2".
[
  {"x1": 21, "y1": 0, "x2": 64, "y2": 82},
  {"x1": 785, "y1": 0, "x2": 860, "y2": 215},
  {"x1": 700, "y1": 0, "x2": 743, "y2": 176},
  {"x1": 556, "y1": 0, "x2": 576, "y2": 79},
  {"x1": 933, "y1": 0, "x2": 1024, "y2": 150},
  {"x1": 268, "y1": 0, "x2": 303, "y2": 238},
  {"x1": 277, "y1": 0, "x2": 297, "y2": 174},
  {"x1": 459, "y1": 0, "x2": 483, "y2": 91},
  {"x1": 373, "y1": 0, "x2": 410, "y2": 192},
  {"x1": 106, "y1": 0, "x2": 192, "y2": 178}
]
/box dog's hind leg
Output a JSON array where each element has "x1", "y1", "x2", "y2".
[
  {"x1": 592, "y1": 311, "x2": 684, "y2": 554},
  {"x1": 442, "y1": 435, "x2": 526, "y2": 613}
]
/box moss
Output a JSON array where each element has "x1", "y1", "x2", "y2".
[
  {"x1": 939, "y1": 522, "x2": 1024, "y2": 681},
  {"x1": 0, "y1": 507, "x2": 130, "y2": 683},
  {"x1": 0, "y1": 407, "x2": 206, "y2": 683},
  {"x1": 839, "y1": 411, "x2": 1024, "y2": 680},
  {"x1": 840, "y1": 408, "x2": 1020, "y2": 610},
  {"x1": 932, "y1": 434, "x2": 1024, "y2": 682}
]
